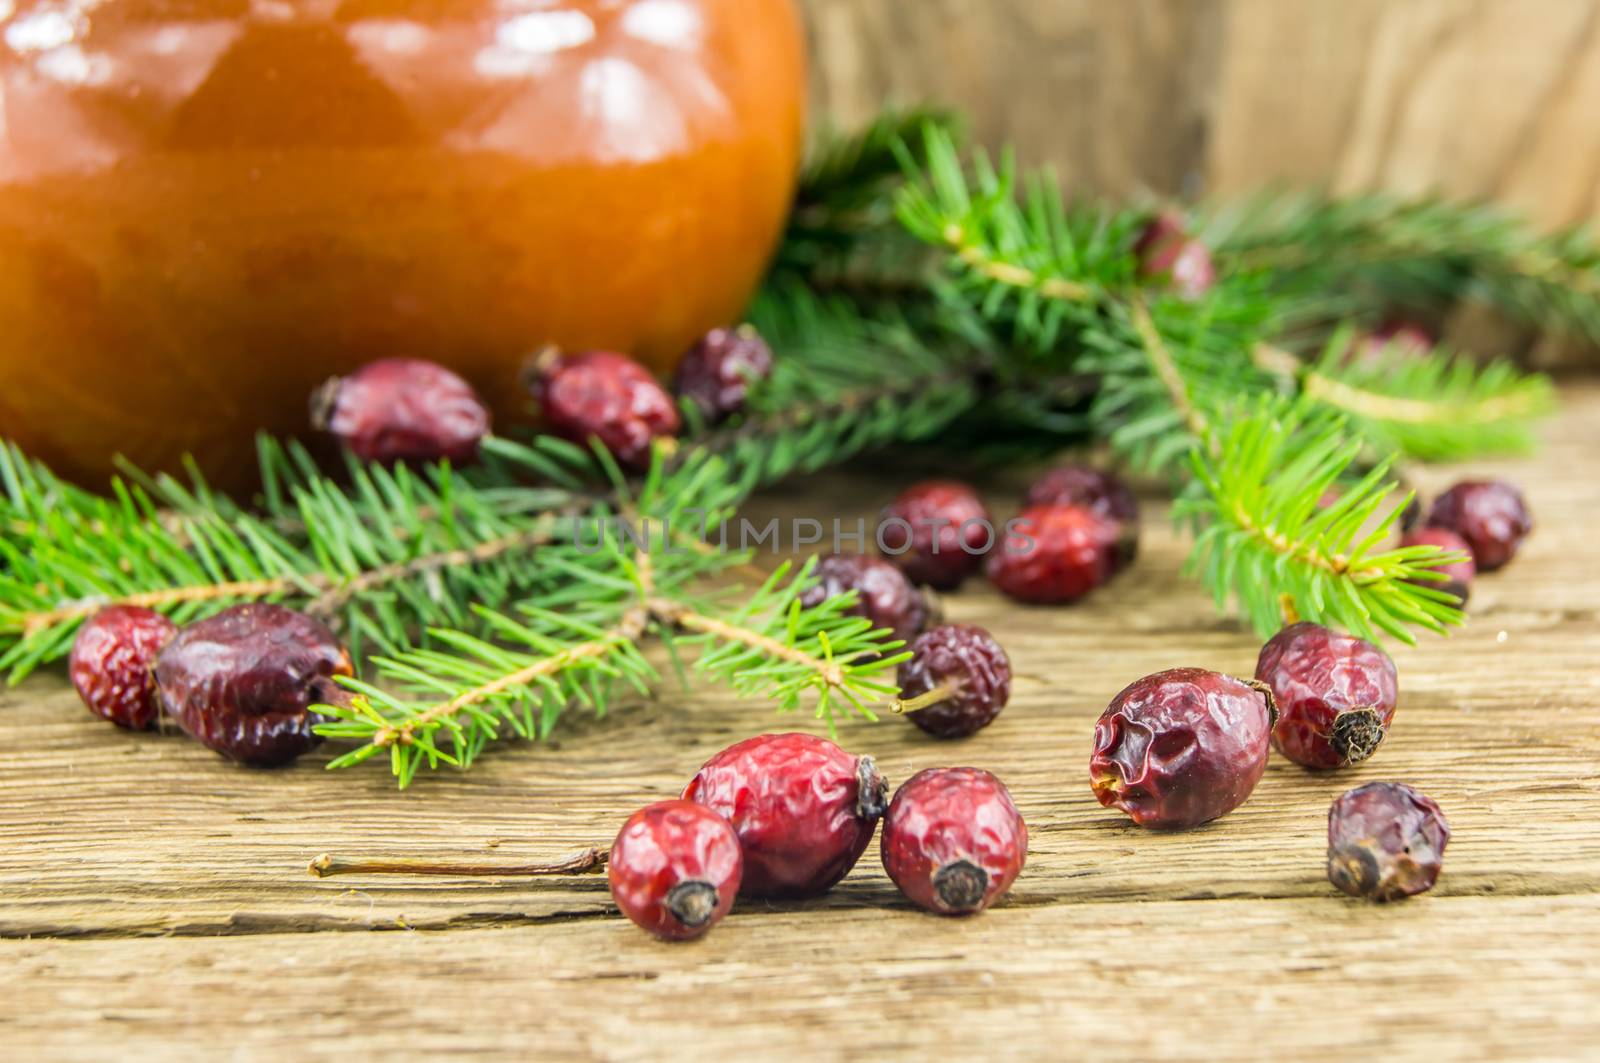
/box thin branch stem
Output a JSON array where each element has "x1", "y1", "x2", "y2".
[
  {"x1": 941, "y1": 223, "x2": 1096, "y2": 301},
  {"x1": 892, "y1": 681, "x2": 957, "y2": 714},
  {"x1": 1129, "y1": 295, "x2": 1211, "y2": 445},
  {"x1": 308, "y1": 847, "x2": 606, "y2": 879},
  {"x1": 649, "y1": 598, "x2": 847, "y2": 689}
]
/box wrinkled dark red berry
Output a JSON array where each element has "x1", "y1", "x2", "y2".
[
  {"x1": 1022, "y1": 465, "x2": 1139, "y2": 569},
  {"x1": 1427, "y1": 480, "x2": 1532, "y2": 572},
  {"x1": 1255, "y1": 622, "x2": 1398, "y2": 770},
  {"x1": 1135, "y1": 211, "x2": 1216, "y2": 300},
  {"x1": 881, "y1": 767, "x2": 1026, "y2": 916},
  {"x1": 1090, "y1": 668, "x2": 1275, "y2": 829},
  {"x1": 608, "y1": 800, "x2": 743, "y2": 941},
  {"x1": 672, "y1": 325, "x2": 774, "y2": 424},
  {"x1": 532, "y1": 350, "x2": 681, "y2": 472},
  {"x1": 69, "y1": 606, "x2": 177, "y2": 730},
  {"x1": 895, "y1": 624, "x2": 1012, "y2": 739},
  {"x1": 878, "y1": 480, "x2": 993, "y2": 591},
  {"x1": 683, "y1": 733, "x2": 888, "y2": 899},
  {"x1": 311, "y1": 358, "x2": 490, "y2": 465},
  {"x1": 987, "y1": 504, "x2": 1120, "y2": 605},
  {"x1": 799, "y1": 554, "x2": 929, "y2": 644},
  {"x1": 1328, "y1": 782, "x2": 1450, "y2": 901},
  {"x1": 154, "y1": 604, "x2": 352, "y2": 767},
  {"x1": 1401, "y1": 527, "x2": 1475, "y2": 604}
]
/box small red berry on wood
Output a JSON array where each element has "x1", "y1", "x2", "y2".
[
  {"x1": 881, "y1": 767, "x2": 1027, "y2": 916},
  {"x1": 311, "y1": 358, "x2": 490, "y2": 465},
  {"x1": 878, "y1": 480, "x2": 993, "y2": 591},
  {"x1": 154, "y1": 604, "x2": 352, "y2": 767},
  {"x1": 893, "y1": 624, "x2": 1011, "y2": 739},
  {"x1": 799, "y1": 554, "x2": 930, "y2": 644},
  {"x1": 1022, "y1": 465, "x2": 1140, "y2": 570},
  {"x1": 672, "y1": 325, "x2": 774, "y2": 424},
  {"x1": 1400, "y1": 527, "x2": 1475, "y2": 604},
  {"x1": 683, "y1": 732, "x2": 888, "y2": 899},
  {"x1": 1426, "y1": 480, "x2": 1532, "y2": 572},
  {"x1": 1090, "y1": 668, "x2": 1275, "y2": 829},
  {"x1": 609, "y1": 800, "x2": 743, "y2": 941},
  {"x1": 987, "y1": 503, "x2": 1120, "y2": 604},
  {"x1": 532, "y1": 350, "x2": 680, "y2": 472},
  {"x1": 1255, "y1": 622, "x2": 1399, "y2": 770},
  {"x1": 1327, "y1": 782, "x2": 1450, "y2": 901},
  {"x1": 69, "y1": 606, "x2": 177, "y2": 730}
]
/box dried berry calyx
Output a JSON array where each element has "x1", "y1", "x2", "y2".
[
  {"x1": 312, "y1": 358, "x2": 491, "y2": 465},
  {"x1": 893, "y1": 623, "x2": 1012, "y2": 739},
  {"x1": 609, "y1": 800, "x2": 743, "y2": 941},
  {"x1": 684, "y1": 732, "x2": 888, "y2": 899},
  {"x1": 154, "y1": 604, "x2": 352, "y2": 767},
  {"x1": 672, "y1": 325, "x2": 775, "y2": 424},
  {"x1": 69, "y1": 606, "x2": 177, "y2": 730},
  {"x1": 799, "y1": 554, "x2": 930, "y2": 645},
  {"x1": 1255, "y1": 622, "x2": 1399, "y2": 770},
  {"x1": 1327, "y1": 782, "x2": 1450, "y2": 901},
  {"x1": 1426, "y1": 480, "x2": 1532, "y2": 572},
  {"x1": 531, "y1": 349, "x2": 681, "y2": 472},
  {"x1": 987, "y1": 503, "x2": 1121, "y2": 605},
  {"x1": 878, "y1": 480, "x2": 994, "y2": 591},
  {"x1": 881, "y1": 766, "x2": 1027, "y2": 916}
]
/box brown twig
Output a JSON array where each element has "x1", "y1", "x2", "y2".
[{"x1": 308, "y1": 847, "x2": 607, "y2": 879}]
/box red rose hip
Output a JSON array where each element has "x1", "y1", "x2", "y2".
[
  {"x1": 683, "y1": 733, "x2": 888, "y2": 899},
  {"x1": 609, "y1": 800, "x2": 743, "y2": 941},
  {"x1": 894, "y1": 624, "x2": 1012, "y2": 739},
  {"x1": 799, "y1": 554, "x2": 929, "y2": 644},
  {"x1": 69, "y1": 606, "x2": 177, "y2": 730},
  {"x1": 987, "y1": 504, "x2": 1120, "y2": 604},
  {"x1": 672, "y1": 325, "x2": 774, "y2": 424},
  {"x1": 312, "y1": 358, "x2": 490, "y2": 465},
  {"x1": 881, "y1": 767, "x2": 1027, "y2": 916},
  {"x1": 1022, "y1": 465, "x2": 1140, "y2": 570},
  {"x1": 153, "y1": 604, "x2": 353, "y2": 767},
  {"x1": 1400, "y1": 527, "x2": 1476, "y2": 604},
  {"x1": 1090, "y1": 668, "x2": 1276, "y2": 829},
  {"x1": 1328, "y1": 782, "x2": 1450, "y2": 901},
  {"x1": 1255, "y1": 622, "x2": 1399, "y2": 770},
  {"x1": 1135, "y1": 211, "x2": 1216, "y2": 300},
  {"x1": 1426, "y1": 480, "x2": 1532, "y2": 572},
  {"x1": 532, "y1": 350, "x2": 681, "y2": 472},
  {"x1": 878, "y1": 480, "x2": 994, "y2": 591}
]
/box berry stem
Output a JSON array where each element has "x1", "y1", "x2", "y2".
[
  {"x1": 308, "y1": 847, "x2": 607, "y2": 879},
  {"x1": 892, "y1": 681, "x2": 960, "y2": 715}
]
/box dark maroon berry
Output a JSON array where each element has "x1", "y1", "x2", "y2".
[
  {"x1": 1255, "y1": 622, "x2": 1398, "y2": 770},
  {"x1": 881, "y1": 767, "x2": 1026, "y2": 916},
  {"x1": 69, "y1": 606, "x2": 177, "y2": 730},
  {"x1": 799, "y1": 554, "x2": 929, "y2": 644},
  {"x1": 1022, "y1": 465, "x2": 1139, "y2": 569},
  {"x1": 1427, "y1": 480, "x2": 1532, "y2": 572},
  {"x1": 532, "y1": 350, "x2": 681, "y2": 472},
  {"x1": 311, "y1": 358, "x2": 490, "y2": 465},
  {"x1": 1135, "y1": 211, "x2": 1215, "y2": 300},
  {"x1": 894, "y1": 624, "x2": 1011, "y2": 739},
  {"x1": 1328, "y1": 782, "x2": 1450, "y2": 901},
  {"x1": 154, "y1": 604, "x2": 352, "y2": 767},
  {"x1": 878, "y1": 480, "x2": 993, "y2": 591},
  {"x1": 1399, "y1": 493, "x2": 1425, "y2": 533},
  {"x1": 987, "y1": 504, "x2": 1120, "y2": 605},
  {"x1": 1401, "y1": 527, "x2": 1475, "y2": 604},
  {"x1": 671, "y1": 325, "x2": 774, "y2": 424},
  {"x1": 683, "y1": 733, "x2": 888, "y2": 899},
  {"x1": 608, "y1": 800, "x2": 743, "y2": 941},
  {"x1": 1090, "y1": 668, "x2": 1275, "y2": 829}
]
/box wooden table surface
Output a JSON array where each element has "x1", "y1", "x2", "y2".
[{"x1": 4, "y1": 388, "x2": 1599, "y2": 1062}]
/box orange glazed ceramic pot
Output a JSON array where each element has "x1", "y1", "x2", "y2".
[{"x1": 0, "y1": 0, "x2": 806, "y2": 487}]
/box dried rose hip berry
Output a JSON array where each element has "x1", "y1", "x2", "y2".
[
  {"x1": 881, "y1": 767, "x2": 1026, "y2": 916},
  {"x1": 1022, "y1": 465, "x2": 1139, "y2": 569},
  {"x1": 608, "y1": 800, "x2": 743, "y2": 941},
  {"x1": 895, "y1": 624, "x2": 1012, "y2": 739},
  {"x1": 1401, "y1": 527, "x2": 1476, "y2": 604},
  {"x1": 69, "y1": 606, "x2": 177, "y2": 730},
  {"x1": 672, "y1": 325, "x2": 774, "y2": 424},
  {"x1": 1135, "y1": 210, "x2": 1216, "y2": 300},
  {"x1": 1327, "y1": 782, "x2": 1450, "y2": 901},
  {"x1": 154, "y1": 604, "x2": 352, "y2": 767},
  {"x1": 986, "y1": 503, "x2": 1120, "y2": 605},
  {"x1": 1255, "y1": 622, "x2": 1399, "y2": 770},
  {"x1": 799, "y1": 554, "x2": 929, "y2": 644},
  {"x1": 532, "y1": 350, "x2": 681, "y2": 472},
  {"x1": 1349, "y1": 322, "x2": 1434, "y2": 368},
  {"x1": 1090, "y1": 668, "x2": 1275, "y2": 829},
  {"x1": 683, "y1": 732, "x2": 888, "y2": 899},
  {"x1": 878, "y1": 480, "x2": 994, "y2": 591},
  {"x1": 1426, "y1": 480, "x2": 1532, "y2": 572},
  {"x1": 311, "y1": 358, "x2": 490, "y2": 465}
]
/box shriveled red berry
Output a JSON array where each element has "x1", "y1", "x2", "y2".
[
  {"x1": 683, "y1": 733, "x2": 888, "y2": 899},
  {"x1": 608, "y1": 800, "x2": 743, "y2": 941},
  {"x1": 878, "y1": 480, "x2": 993, "y2": 591},
  {"x1": 1255, "y1": 622, "x2": 1398, "y2": 770},
  {"x1": 987, "y1": 503, "x2": 1119, "y2": 605},
  {"x1": 1022, "y1": 465, "x2": 1139, "y2": 569},
  {"x1": 799, "y1": 554, "x2": 929, "y2": 644},
  {"x1": 311, "y1": 358, "x2": 490, "y2": 465},
  {"x1": 672, "y1": 325, "x2": 774, "y2": 424},
  {"x1": 895, "y1": 624, "x2": 1011, "y2": 739},
  {"x1": 1090, "y1": 668, "x2": 1276, "y2": 829},
  {"x1": 1135, "y1": 211, "x2": 1216, "y2": 300},
  {"x1": 1427, "y1": 480, "x2": 1532, "y2": 572},
  {"x1": 881, "y1": 767, "x2": 1026, "y2": 916},
  {"x1": 154, "y1": 604, "x2": 352, "y2": 767},
  {"x1": 69, "y1": 606, "x2": 177, "y2": 730},
  {"x1": 532, "y1": 350, "x2": 681, "y2": 472},
  {"x1": 1328, "y1": 782, "x2": 1450, "y2": 901},
  {"x1": 1348, "y1": 322, "x2": 1434, "y2": 368},
  {"x1": 1401, "y1": 527, "x2": 1475, "y2": 604}
]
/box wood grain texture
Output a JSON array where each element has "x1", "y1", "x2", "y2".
[{"x1": 2, "y1": 388, "x2": 1598, "y2": 1059}]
